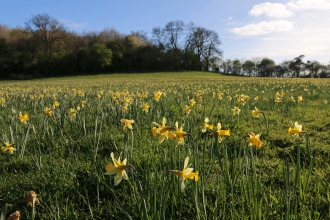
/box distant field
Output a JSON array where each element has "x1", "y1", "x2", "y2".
[{"x1": 1, "y1": 72, "x2": 330, "y2": 219}]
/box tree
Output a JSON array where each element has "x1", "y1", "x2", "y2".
[
  {"x1": 186, "y1": 24, "x2": 222, "y2": 70},
  {"x1": 305, "y1": 60, "x2": 323, "y2": 77},
  {"x1": 232, "y1": 59, "x2": 242, "y2": 75},
  {"x1": 25, "y1": 13, "x2": 66, "y2": 62},
  {"x1": 289, "y1": 55, "x2": 305, "y2": 77},
  {"x1": 152, "y1": 20, "x2": 185, "y2": 52},
  {"x1": 258, "y1": 58, "x2": 275, "y2": 77},
  {"x1": 242, "y1": 60, "x2": 255, "y2": 76},
  {"x1": 89, "y1": 43, "x2": 112, "y2": 71}
]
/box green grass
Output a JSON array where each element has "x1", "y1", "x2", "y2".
[{"x1": 1, "y1": 71, "x2": 330, "y2": 219}]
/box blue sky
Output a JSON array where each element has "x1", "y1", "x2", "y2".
[{"x1": 1, "y1": 0, "x2": 330, "y2": 64}]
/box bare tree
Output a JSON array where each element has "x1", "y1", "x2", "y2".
[
  {"x1": 152, "y1": 20, "x2": 185, "y2": 52},
  {"x1": 25, "y1": 13, "x2": 66, "y2": 61},
  {"x1": 186, "y1": 24, "x2": 222, "y2": 70}
]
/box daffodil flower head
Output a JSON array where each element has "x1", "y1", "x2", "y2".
[
  {"x1": 44, "y1": 107, "x2": 53, "y2": 116},
  {"x1": 105, "y1": 152, "x2": 130, "y2": 185},
  {"x1": 121, "y1": 118, "x2": 134, "y2": 130},
  {"x1": 201, "y1": 117, "x2": 213, "y2": 133},
  {"x1": 232, "y1": 106, "x2": 241, "y2": 115},
  {"x1": 288, "y1": 121, "x2": 303, "y2": 135},
  {"x1": 184, "y1": 105, "x2": 191, "y2": 114},
  {"x1": 173, "y1": 121, "x2": 188, "y2": 145},
  {"x1": 18, "y1": 112, "x2": 29, "y2": 124},
  {"x1": 27, "y1": 191, "x2": 40, "y2": 207},
  {"x1": 69, "y1": 108, "x2": 77, "y2": 116},
  {"x1": 169, "y1": 157, "x2": 199, "y2": 192},
  {"x1": 252, "y1": 107, "x2": 262, "y2": 117},
  {"x1": 152, "y1": 117, "x2": 175, "y2": 143},
  {"x1": 189, "y1": 98, "x2": 196, "y2": 106},
  {"x1": 216, "y1": 123, "x2": 230, "y2": 143},
  {"x1": 1, "y1": 142, "x2": 16, "y2": 154},
  {"x1": 142, "y1": 103, "x2": 150, "y2": 112},
  {"x1": 247, "y1": 132, "x2": 263, "y2": 148}
]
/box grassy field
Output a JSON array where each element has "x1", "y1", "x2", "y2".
[{"x1": 1, "y1": 71, "x2": 330, "y2": 219}]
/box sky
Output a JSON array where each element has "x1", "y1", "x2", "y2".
[{"x1": 1, "y1": 0, "x2": 330, "y2": 64}]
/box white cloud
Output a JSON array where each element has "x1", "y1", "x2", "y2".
[
  {"x1": 287, "y1": 0, "x2": 330, "y2": 10},
  {"x1": 59, "y1": 19, "x2": 89, "y2": 29},
  {"x1": 249, "y1": 3, "x2": 294, "y2": 18},
  {"x1": 230, "y1": 20, "x2": 294, "y2": 36}
]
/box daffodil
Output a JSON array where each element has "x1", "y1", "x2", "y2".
[
  {"x1": 247, "y1": 132, "x2": 263, "y2": 148},
  {"x1": 201, "y1": 117, "x2": 213, "y2": 133},
  {"x1": 142, "y1": 103, "x2": 150, "y2": 112},
  {"x1": 122, "y1": 105, "x2": 129, "y2": 111},
  {"x1": 297, "y1": 95, "x2": 303, "y2": 102},
  {"x1": 184, "y1": 105, "x2": 191, "y2": 114},
  {"x1": 215, "y1": 123, "x2": 230, "y2": 143},
  {"x1": 44, "y1": 107, "x2": 53, "y2": 116},
  {"x1": 80, "y1": 100, "x2": 87, "y2": 107},
  {"x1": 152, "y1": 117, "x2": 175, "y2": 143},
  {"x1": 232, "y1": 106, "x2": 241, "y2": 115},
  {"x1": 172, "y1": 122, "x2": 189, "y2": 145},
  {"x1": 18, "y1": 112, "x2": 29, "y2": 124},
  {"x1": 105, "y1": 152, "x2": 130, "y2": 185},
  {"x1": 288, "y1": 121, "x2": 303, "y2": 135},
  {"x1": 189, "y1": 98, "x2": 196, "y2": 106},
  {"x1": 121, "y1": 118, "x2": 134, "y2": 130},
  {"x1": 53, "y1": 101, "x2": 60, "y2": 108},
  {"x1": 1, "y1": 142, "x2": 16, "y2": 154},
  {"x1": 7, "y1": 210, "x2": 20, "y2": 220},
  {"x1": 69, "y1": 108, "x2": 77, "y2": 116},
  {"x1": 27, "y1": 191, "x2": 40, "y2": 207},
  {"x1": 251, "y1": 107, "x2": 262, "y2": 117},
  {"x1": 169, "y1": 157, "x2": 199, "y2": 191},
  {"x1": 154, "y1": 91, "x2": 163, "y2": 101}
]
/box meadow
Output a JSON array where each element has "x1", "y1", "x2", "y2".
[{"x1": 1, "y1": 72, "x2": 330, "y2": 220}]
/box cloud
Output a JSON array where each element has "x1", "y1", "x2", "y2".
[
  {"x1": 230, "y1": 20, "x2": 294, "y2": 36},
  {"x1": 287, "y1": 0, "x2": 330, "y2": 10},
  {"x1": 249, "y1": 3, "x2": 294, "y2": 18},
  {"x1": 59, "y1": 19, "x2": 89, "y2": 29}
]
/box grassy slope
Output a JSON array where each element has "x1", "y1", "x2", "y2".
[{"x1": 1, "y1": 72, "x2": 330, "y2": 219}]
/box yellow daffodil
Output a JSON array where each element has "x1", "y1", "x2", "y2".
[
  {"x1": 69, "y1": 108, "x2": 77, "y2": 116},
  {"x1": 189, "y1": 98, "x2": 196, "y2": 106},
  {"x1": 121, "y1": 118, "x2": 134, "y2": 130},
  {"x1": 154, "y1": 91, "x2": 163, "y2": 101},
  {"x1": 142, "y1": 103, "x2": 150, "y2": 112},
  {"x1": 232, "y1": 106, "x2": 241, "y2": 115},
  {"x1": 122, "y1": 105, "x2": 129, "y2": 111},
  {"x1": 105, "y1": 152, "x2": 130, "y2": 185},
  {"x1": 169, "y1": 157, "x2": 199, "y2": 192},
  {"x1": 53, "y1": 101, "x2": 60, "y2": 108},
  {"x1": 251, "y1": 107, "x2": 262, "y2": 117},
  {"x1": 123, "y1": 97, "x2": 131, "y2": 105},
  {"x1": 18, "y1": 112, "x2": 29, "y2": 124},
  {"x1": 152, "y1": 117, "x2": 175, "y2": 143},
  {"x1": 216, "y1": 123, "x2": 230, "y2": 143},
  {"x1": 201, "y1": 117, "x2": 213, "y2": 133},
  {"x1": 172, "y1": 122, "x2": 189, "y2": 145},
  {"x1": 80, "y1": 100, "x2": 87, "y2": 107},
  {"x1": 297, "y1": 96, "x2": 303, "y2": 102},
  {"x1": 288, "y1": 121, "x2": 303, "y2": 135},
  {"x1": 27, "y1": 191, "x2": 40, "y2": 207},
  {"x1": 184, "y1": 105, "x2": 191, "y2": 114},
  {"x1": 247, "y1": 132, "x2": 263, "y2": 148},
  {"x1": 1, "y1": 142, "x2": 16, "y2": 154},
  {"x1": 44, "y1": 107, "x2": 53, "y2": 116}
]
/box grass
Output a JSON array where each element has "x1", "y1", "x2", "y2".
[{"x1": 1, "y1": 71, "x2": 330, "y2": 219}]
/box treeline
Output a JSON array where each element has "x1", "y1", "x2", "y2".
[
  {"x1": 0, "y1": 13, "x2": 222, "y2": 79},
  {"x1": 1, "y1": 13, "x2": 329, "y2": 79},
  {"x1": 219, "y1": 55, "x2": 330, "y2": 78}
]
